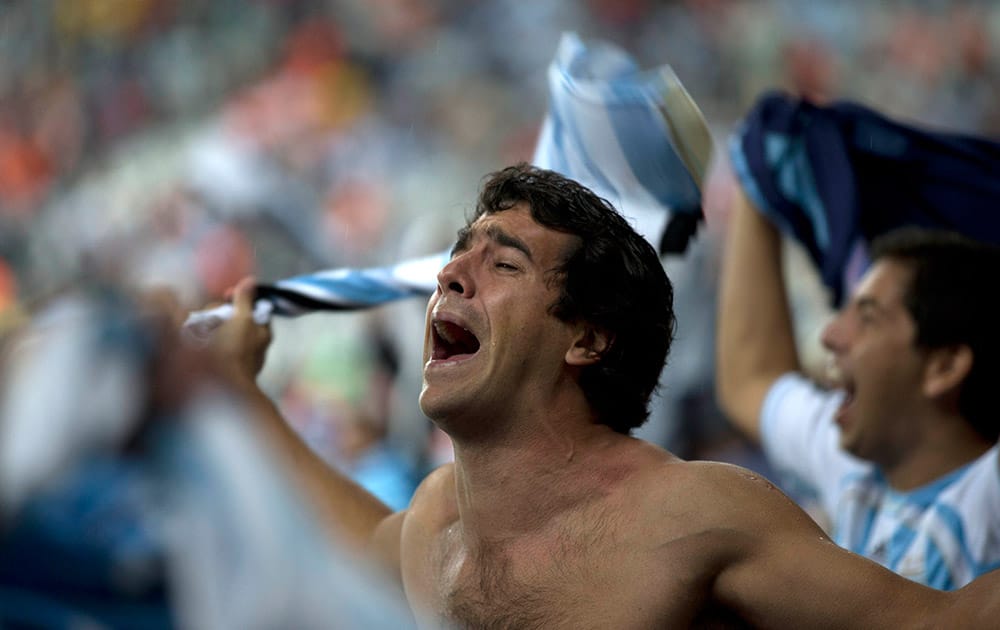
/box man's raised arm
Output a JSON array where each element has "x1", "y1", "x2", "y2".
[
  {"x1": 715, "y1": 185, "x2": 800, "y2": 443},
  {"x1": 211, "y1": 277, "x2": 400, "y2": 560}
]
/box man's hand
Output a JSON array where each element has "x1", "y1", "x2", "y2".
[{"x1": 207, "y1": 276, "x2": 272, "y2": 388}]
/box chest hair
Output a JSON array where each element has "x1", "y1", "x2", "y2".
[{"x1": 436, "y1": 511, "x2": 620, "y2": 629}]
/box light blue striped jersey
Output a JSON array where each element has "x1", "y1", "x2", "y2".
[{"x1": 760, "y1": 373, "x2": 1000, "y2": 590}]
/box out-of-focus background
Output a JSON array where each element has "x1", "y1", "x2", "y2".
[{"x1": 2, "y1": 0, "x2": 998, "y2": 506}]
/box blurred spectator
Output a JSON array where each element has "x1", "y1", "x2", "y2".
[{"x1": 0, "y1": 282, "x2": 415, "y2": 629}]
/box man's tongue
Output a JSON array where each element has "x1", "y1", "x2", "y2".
[{"x1": 434, "y1": 321, "x2": 480, "y2": 359}]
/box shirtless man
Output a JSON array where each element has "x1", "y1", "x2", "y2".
[{"x1": 217, "y1": 164, "x2": 996, "y2": 628}]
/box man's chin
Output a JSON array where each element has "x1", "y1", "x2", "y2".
[
  {"x1": 418, "y1": 389, "x2": 462, "y2": 425},
  {"x1": 838, "y1": 433, "x2": 867, "y2": 461}
]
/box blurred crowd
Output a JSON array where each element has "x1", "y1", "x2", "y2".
[
  {"x1": 4, "y1": 0, "x2": 998, "y2": 491},
  {"x1": 1, "y1": 2, "x2": 999, "y2": 621}
]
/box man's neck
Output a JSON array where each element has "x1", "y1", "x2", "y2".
[
  {"x1": 449, "y1": 419, "x2": 627, "y2": 542},
  {"x1": 882, "y1": 412, "x2": 992, "y2": 491}
]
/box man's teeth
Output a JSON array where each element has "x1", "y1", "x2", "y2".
[
  {"x1": 433, "y1": 320, "x2": 480, "y2": 356},
  {"x1": 824, "y1": 360, "x2": 843, "y2": 386}
]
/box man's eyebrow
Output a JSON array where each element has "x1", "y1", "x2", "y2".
[
  {"x1": 485, "y1": 224, "x2": 533, "y2": 261},
  {"x1": 449, "y1": 222, "x2": 534, "y2": 262},
  {"x1": 855, "y1": 296, "x2": 883, "y2": 313}
]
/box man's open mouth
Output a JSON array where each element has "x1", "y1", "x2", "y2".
[
  {"x1": 833, "y1": 377, "x2": 856, "y2": 425},
  {"x1": 839, "y1": 384, "x2": 856, "y2": 408},
  {"x1": 825, "y1": 360, "x2": 856, "y2": 423},
  {"x1": 432, "y1": 320, "x2": 481, "y2": 360}
]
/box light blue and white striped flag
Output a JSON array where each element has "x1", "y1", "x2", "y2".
[
  {"x1": 184, "y1": 32, "x2": 711, "y2": 335},
  {"x1": 182, "y1": 251, "x2": 448, "y2": 342},
  {"x1": 533, "y1": 32, "x2": 712, "y2": 255}
]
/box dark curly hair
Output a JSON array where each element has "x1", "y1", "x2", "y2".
[
  {"x1": 470, "y1": 163, "x2": 675, "y2": 433},
  {"x1": 871, "y1": 227, "x2": 1000, "y2": 442}
]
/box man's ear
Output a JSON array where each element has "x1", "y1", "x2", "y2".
[
  {"x1": 922, "y1": 344, "x2": 973, "y2": 399},
  {"x1": 566, "y1": 327, "x2": 613, "y2": 367}
]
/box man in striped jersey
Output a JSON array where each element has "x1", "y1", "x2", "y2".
[{"x1": 717, "y1": 180, "x2": 1000, "y2": 589}]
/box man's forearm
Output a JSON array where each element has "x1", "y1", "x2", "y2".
[
  {"x1": 237, "y1": 379, "x2": 394, "y2": 548},
  {"x1": 716, "y1": 187, "x2": 800, "y2": 442},
  {"x1": 942, "y1": 568, "x2": 1000, "y2": 629}
]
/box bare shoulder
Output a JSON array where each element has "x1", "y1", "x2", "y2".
[
  {"x1": 702, "y1": 460, "x2": 817, "y2": 520},
  {"x1": 372, "y1": 463, "x2": 456, "y2": 567},
  {"x1": 672, "y1": 459, "x2": 793, "y2": 503},
  {"x1": 411, "y1": 462, "x2": 456, "y2": 507},
  {"x1": 395, "y1": 463, "x2": 457, "y2": 610},
  {"x1": 404, "y1": 462, "x2": 458, "y2": 531},
  {"x1": 624, "y1": 453, "x2": 952, "y2": 628},
  {"x1": 687, "y1": 460, "x2": 816, "y2": 526},
  {"x1": 628, "y1": 453, "x2": 823, "y2": 539},
  {"x1": 625, "y1": 444, "x2": 775, "y2": 498}
]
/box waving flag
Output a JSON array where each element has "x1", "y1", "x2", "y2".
[
  {"x1": 730, "y1": 90, "x2": 1000, "y2": 306},
  {"x1": 182, "y1": 251, "x2": 447, "y2": 342},
  {"x1": 533, "y1": 32, "x2": 712, "y2": 255}
]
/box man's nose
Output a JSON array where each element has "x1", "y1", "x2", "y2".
[
  {"x1": 820, "y1": 311, "x2": 847, "y2": 353},
  {"x1": 436, "y1": 254, "x2": 474, "y2": 297}
]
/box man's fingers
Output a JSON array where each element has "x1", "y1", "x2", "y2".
[{"x1": 231, "y1": 276, "x2": 258, "y2": 317}]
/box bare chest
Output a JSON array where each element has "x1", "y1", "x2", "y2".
[
  {"x1": 433, "y1": 526, "x2": 600, "y2": 629},
  {"x1": 405, "y1": 521, "x2": 731, "y2": 630}
]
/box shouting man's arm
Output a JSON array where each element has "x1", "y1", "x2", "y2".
[{"x1": 716, "y1": 186, "x2": 800, "y2": 443}]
